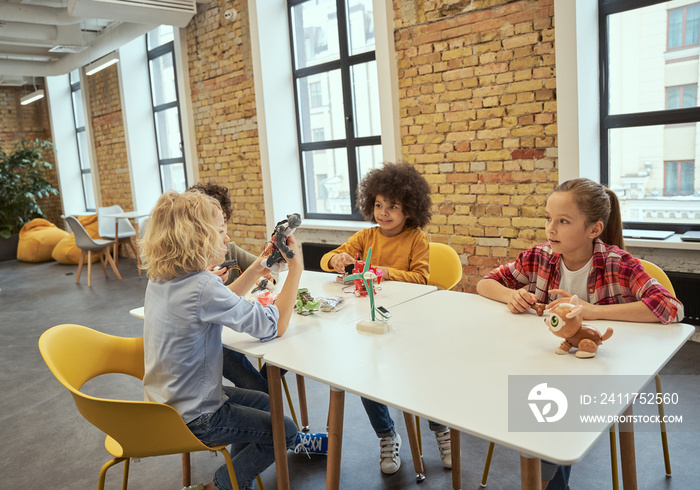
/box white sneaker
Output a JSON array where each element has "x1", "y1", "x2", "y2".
[
  {"x1": 379, "y1": 433, "x2": 402, "y2": 474},
  {"x1": 435, "y1": 429, "x2": 452, "y2": 468}
]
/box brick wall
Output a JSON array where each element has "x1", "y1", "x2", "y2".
[
  {"x1": 186, "y1": 0, "x2": 268, "y2": 256},
  {"x1": 0, "y1": 86, "x2": 62, "y2": 228},
  {"x1": 394, "y1": 0, "x2": 557, "y2": 291},
  {"x1": 87, "y1": 66, "x2": 133, "y2": 211}
]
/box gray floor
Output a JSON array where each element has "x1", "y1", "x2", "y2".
[{"x1": 1, "y1": 258, "x2": 698, "y2": 490}]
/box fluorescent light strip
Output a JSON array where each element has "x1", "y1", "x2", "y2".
[
  {"x1": 20, "y1": 89, "x2": 45, "y2": 105},
  {"x1": 85, "y1": 52, "x2": 120, "y2": 76}
]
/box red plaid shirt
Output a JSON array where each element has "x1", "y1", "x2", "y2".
[{"x1": 484, "y1": 239, "x2": 684, "y2": 324}]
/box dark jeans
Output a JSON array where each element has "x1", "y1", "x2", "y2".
[{"x1": 222, "y1": 348, "x2": 289, "y2": 394}]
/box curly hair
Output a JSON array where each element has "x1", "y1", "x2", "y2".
[
  {"x1": 357, "y1": 162, "x2": 432, "y2": 229},
  {"x1": 140, "y1": 190, "x2": 223, "y2": 281},
  {"x1": 187, "y1": 181, "x2": 232, "y2": 222}
]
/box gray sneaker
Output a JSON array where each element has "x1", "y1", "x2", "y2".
[
  {"x1": 379, "y1": 433, "x2": 402, "y2": 474},
  {"x1": 435, "y1": 429, "x2": 452, "y2": 468}
]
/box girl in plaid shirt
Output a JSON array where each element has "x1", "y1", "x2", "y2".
[{"x1": 476, "y1": 178, "x2": 683, "y2": 490}]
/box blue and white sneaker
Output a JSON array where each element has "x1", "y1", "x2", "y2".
[{"x1": 294, "y1": 432, "x2": 328, "y2": 456}]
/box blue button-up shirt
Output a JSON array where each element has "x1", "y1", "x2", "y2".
[{"x1": 143, "y1": 271, "x2": 278, "y2": 423}]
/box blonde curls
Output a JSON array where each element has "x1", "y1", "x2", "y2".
[{"x1": 140, "y1": 190, "x2": 223, "y2": 281}]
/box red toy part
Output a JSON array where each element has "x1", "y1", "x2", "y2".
[
  {"x1": 257, "y1": 290, "x2": 277, "y2": 306},
  {"x1": 351, "y1": 260, "x2": 383, "y2": 297}
]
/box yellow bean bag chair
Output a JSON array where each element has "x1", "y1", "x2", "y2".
[
  {"x1": 17, "y1": 218, "x2": 70, "y2": 263},
  {"x1": 51, "y1": 214, "x2": 103, "y2": 265}
]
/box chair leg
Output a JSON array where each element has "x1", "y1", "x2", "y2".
[
  {"x1": 182, "y1": 453, "x2": 191, "y2": 487},
  {"x1": 481, "y1": 441, "x2": 495, "y2": 487},
  {"x1": 282, "y1": 375, "x2": 299, "y2": 429},
  {"x1": 220, "y1": 447, "x2": 240, "y2": 490},
  {"x1": 656, "y1": 374, "x2": 671, "y2": 475},
  {"x1": 87, "y1": 250, "x2": 93, "y2": 287},
  {"x1": 256, "y1": 475, "x2": 265, "y2": 490},
  {"x1": 104, "y1": 246, "x2": 122, "y2": 280},
  {"x1": 98, "y1": 457, "x2": 127, "y2": 490},
  {"x1": 76, "y1": 250, "x2": 85, "y2": 284},
  {"x1": 99, "y1": 250, "x2": 109, "y2": 277},
  {"x1": 121, "y1": 457, "x2": 130, "y2": 490},
  {"x1": 609, "y1": 424, "x2": 619, "y2": 490},
  {"x1": 296, "y1": 374, "x2": 310, "y2": 431},
  {"x1": 113, "y1": 241, "x2": 119, "y2": 268}
]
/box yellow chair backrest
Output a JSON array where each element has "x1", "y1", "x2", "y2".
[
  {"x1": 38, "y1": 324, "x2": 219, "y2": 458},
  {"x1": 639, "y1": 259, "x2": 676, "y2": 296},
  {"x1": 428, "y1": 242, "x2": 462, "y2": 290}
]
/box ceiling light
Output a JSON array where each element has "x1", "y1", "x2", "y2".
[
  {"x1": 20, "y1": 90, "x2": 45, "y2": 105},
  {"x1": 85, "y1": 51, "x2": 120, "y2": 76}
]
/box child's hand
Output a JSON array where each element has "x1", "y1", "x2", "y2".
[
  {"x1": 208, "y1": 265, "x2": 230, "y2": 284},
  {"x1": 507, "y1": 287, "x2": 537, "y2": 314},
  {"x1": 547, "y1": 290, "x2": 597, "y2": 319},
  {"x1": 284, "y1": 234, "x2": 303, "y2": 271},
  {"x1": 329, "y1": 252, "x2": 355, "y2": 273}
]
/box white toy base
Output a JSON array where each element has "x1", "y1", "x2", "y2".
[{"x1": 356, "y1": 320, "x2": 389, "y2": 334}]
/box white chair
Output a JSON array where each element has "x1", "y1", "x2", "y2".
[
  {"x1": 65, "y1": 216, "x2": 122, "y2": 287},
  {"x1": 97, "y1": 205, "x2": 137, "y2": 269}
]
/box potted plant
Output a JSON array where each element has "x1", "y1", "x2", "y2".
[{"x1": 0, "y1": 139, "x2": 59, "y2": 261}]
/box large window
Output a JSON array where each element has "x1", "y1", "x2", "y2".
[
  {"x1": 601, "y1": 0, "x2": 700, "y2": 230},
  {"x1": 146, "y1": 25, "x2": 187, "y2": 193},
  {"x1": 69, "y1": 69, "x2": 95, "y2": 211},
  {"x1": 289, "y1": 0, "x2": 382, "y2": 219}
]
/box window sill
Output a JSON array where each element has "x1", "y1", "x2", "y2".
[
  {"x1": 625, "y1": 235, "x2": 700, "y2": 251},
  {"x1": 301, "y1": 219, "x2": 374, "y2": 232}
]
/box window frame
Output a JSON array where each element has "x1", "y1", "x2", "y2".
[
  {"x1": 599, "y1": 0, "x2": 700, "y2": 233},
  {"x1": 288, "y1": 0, "x2": 382, "y2": 221},
  {"x1": 145, "y1": 33, "x2": 188, "y2": 193},
  {"x1": 68, "y1": 70, "x2": 94, "y2": 212}
]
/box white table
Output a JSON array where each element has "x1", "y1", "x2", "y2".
[
  {"x1": 263, "y1": 290, "x2": 695, "y2": 490},
  {"x1": 104, "y1": 210, "x2": 150, "y2": 276}
]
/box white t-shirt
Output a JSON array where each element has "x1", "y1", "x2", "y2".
[{"x1": 557, "y1": 257, "x2": 593, "y2": 302}]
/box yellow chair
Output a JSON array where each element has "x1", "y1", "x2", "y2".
[
  {"x1": 481, "y1": 260, "x2": 677, "y2": 489},
  {"x1": 428, "y1": 242, "x2": 463, "y2": 290},
  {"x1": 415, "y1": 242, "x2": 463, "y2": 462},
  {"x1": 38, "y1": 324, "x2": 241, "y2": 490}
]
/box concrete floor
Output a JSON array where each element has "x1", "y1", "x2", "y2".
[{"x1": 1, "y1": 257, "x2": 698, "y2": 489}]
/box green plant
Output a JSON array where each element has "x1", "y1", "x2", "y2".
[{"x1": 0, "y1": 139, "x2": 58, "y2": 238}]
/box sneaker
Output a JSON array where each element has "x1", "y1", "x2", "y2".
[
  {"x1": 435, "y1": 430, "x2": 452, "y2": 468},
  {"x1": 379, "y1": 433, "x2": 402, "y2": 474},
  {"x1": 294, "y1": 432, "x2": 328, "y2": 456}
]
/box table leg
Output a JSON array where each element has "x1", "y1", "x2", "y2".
[
  {"x1": 326, "y1": 387, "x2": 345, "y2": 490},
  {"x1": 267, "y1": 365, "x2": 289, "y2": 490},
  {"x1": 113, "y1": 221, "x2": 119, "y2": 269},
  {"x1": 296, "y1": 374, "x2": 310, "y2": 432},
  {"x1": 451, "y1": 429, "x2": 461, "y2": 490},
  {"x1": 619, "y1": 404, "x2": 638, "y2": 489},
  {"x1": 519, "y1": 455, "x2": 541, "y2": 490},
  {"x1": 402, "y1": 412, "x2": 425, "y2": 482}
]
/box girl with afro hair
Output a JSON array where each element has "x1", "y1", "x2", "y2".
[{"x1": 320, "y1": 162, "x2": 432, "y2": 284}]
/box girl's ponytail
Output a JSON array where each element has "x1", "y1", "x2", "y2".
[{"x1": 600, "y1": 188, "x2": 624, "y2": 249}]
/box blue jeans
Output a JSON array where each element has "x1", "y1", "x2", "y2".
[
  {"x1": 541, "y1": 462, "x2": 571, "y2": 490},
  {"x1": 361, "y1": 397, "x2": 447, "y2": 438},
  {"x1": 222, "y1": 348, "x2": 288, "y2": 394},
  {"x1": 187, "y1": 386, "x2": 298, "y2": 490}
]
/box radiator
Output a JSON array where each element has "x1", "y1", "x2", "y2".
[
  {"x1": 667, "y1": 272, "x2": 700, "y2": 326},
  {"x1": 301, "y1": 242, "x2": 340, "y2": 273}
]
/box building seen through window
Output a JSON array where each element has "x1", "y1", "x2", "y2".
[
  {"x1": 146, "y1": 25, "x2": 187, "y2": 193},
  {"x1": 289, "y1": 0, "x2": 382, "y2": 219},
  {"x1": 602, "y1": 0, "x2": 700, "y2": 229}
]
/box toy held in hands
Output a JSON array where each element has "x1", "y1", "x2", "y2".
[
  {"x1": 262, "y1": 213, "x2": 302, "y2": 273},
  {"x1": 545, "y1": 295, "x2": 613, "y2": 358},
  {"x1": 296, "y1": 288, "x2": 320, "y2": 315}
]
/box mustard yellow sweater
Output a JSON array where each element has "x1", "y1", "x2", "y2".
[{"x1": 320, "y1": 226, "x2": 429, "y2": 284}]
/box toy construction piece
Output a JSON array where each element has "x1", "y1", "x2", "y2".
[
  {"x1": 296, "y1": 288, "x2": 321, "y2": 315},
  {"x1": 345, "y1": 248, "x2": 389, "y2": 334}
]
